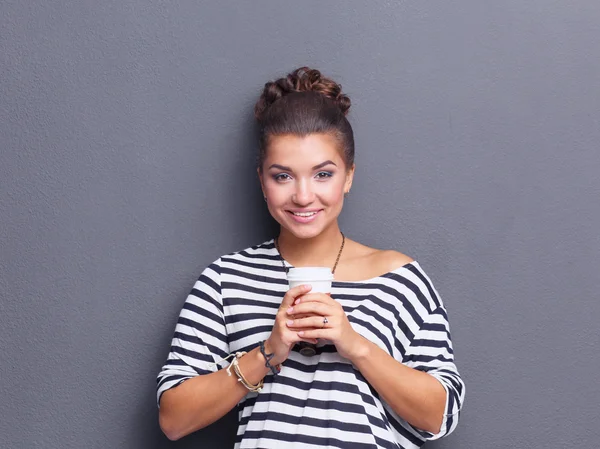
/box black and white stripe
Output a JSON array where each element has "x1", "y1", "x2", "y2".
[{"x1": 157, "y1": 240, "x2": 465, "y2": 448}]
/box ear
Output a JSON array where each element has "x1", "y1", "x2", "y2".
[{"x1": 344, "y1": 164, "x2": 355, "y2": 193}]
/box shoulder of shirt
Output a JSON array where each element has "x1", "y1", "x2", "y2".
[
  {"x1": 223, "y1": 240, "x2": 273, "y2": 256},
  {"x1": 369, "y1": 250, "x2": 444, "y2": 309},
  {"x1": 213, "y1": 239, "x2": 275, "y2": 264}
]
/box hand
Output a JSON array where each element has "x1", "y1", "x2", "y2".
[
  {"x1": 285, "y1": 293, "x2": 366, "y2": 360},
  {"x1": 264, "y1": 284, "x2": 319, "y2": 366}
]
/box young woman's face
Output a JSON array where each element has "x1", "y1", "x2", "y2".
[{"x1": 259, "y1": 133, "x2": 354, "y2": 240}]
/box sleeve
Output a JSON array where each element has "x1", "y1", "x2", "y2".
[
  {"x1": 156, "y1": 259, "x2": 230, "y2": 407},
  {"x1": 403, "y1": 306, "x2": 466, "y2": 440}
]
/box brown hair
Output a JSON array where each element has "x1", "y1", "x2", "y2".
[{"x1": 254, "y1": 67, "x2": 354, "y2": 170}]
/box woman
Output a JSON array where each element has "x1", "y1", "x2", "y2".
[{"x1": 157, "y1": 67, "x2": 465, "y2": 448}]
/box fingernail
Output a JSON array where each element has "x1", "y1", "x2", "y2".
[
  {"x1": 298, "y1": 331, "x2": 304, "y2": 336},
  {"x1": 287, "y1": 320, "x2": 293, "y2": 326},
  {"x1": 287, "y1": 307, "x2": 293, "y2": 313},
  {"x1": 294, "y1": 299, "x2": 300, "y2": 305}
]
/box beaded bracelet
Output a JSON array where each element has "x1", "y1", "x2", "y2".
[{"x1": 259, "y1": 340, "x2": 281, "y2": 375}]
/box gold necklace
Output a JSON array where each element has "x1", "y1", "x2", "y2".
[{"x1": 274, "y1": 232, "x2": 345, "y2": 274}]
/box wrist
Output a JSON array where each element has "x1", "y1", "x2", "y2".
[
  {"x1": 259, "y1": 340, "x2": 281, "y2": 375},
  {"x1": 263, "y1": 339, "x2": 278, "y2": 365},
  {"x1": 345, "y1": 334, "x2": 372, "y2": 363},
  {"x1": 236, "y1": 347, "x2": 270, "y2": 385},
  {"x1": 264, "y1": 338, "x2": 275, "y2": 356}
]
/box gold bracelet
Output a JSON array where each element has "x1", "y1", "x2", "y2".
[
  {"x1": 233, "y1": 360, "x2": 264, "y2": 392},
  {"x1": 226, "y1": 351, "x2": 264, "y2": 393}
]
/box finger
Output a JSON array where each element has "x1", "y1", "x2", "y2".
[
  {"x1": 283, "y1": 327, "x2": 318, "y2": 345},
  {"x1": 297, "y1": 337, "x2": 319, "y2": 345},
  {"x1": 291, "y1": 313, "x2": 320, "y2": 320},
  {"x1": 281, "y1": 284, "x2": 312, "y2": 308},
  {"x1": 294, "y1": 293, "x2": 335, "y2": 306},
  {"x1": 287, "y1": 316, "x2": 329, "y2": 329},
  {"x1": 287, "y1": 301, "x2": 332, "y2": 317},
  {"x1": 298, "y1": 329, "x2": 329, "y2": 340}
]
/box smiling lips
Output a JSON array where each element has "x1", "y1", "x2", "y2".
[{"x1": 287, "y1": 209, "x2": 322, "y2": 223}]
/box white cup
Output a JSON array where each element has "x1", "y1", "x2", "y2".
[
  {"x1": 286, "y1": 267, "x2": 333, "y2": 293},
  {"x1": 286, "y1": 267, "x2": 333, "y2": 357}
]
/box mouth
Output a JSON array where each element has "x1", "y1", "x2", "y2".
[{"x1": 286, "y1": 209, "x2": 322, "y2": 223}]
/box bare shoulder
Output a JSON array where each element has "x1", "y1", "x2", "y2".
[
  {"x1": 375, "y1": 249, "x2": 415, "y2": 272},
  {"x1": 338, "y1": 239, "x2": 414, "y2": 281}
]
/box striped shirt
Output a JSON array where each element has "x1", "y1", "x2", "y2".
[{"x1": 157, "y1": 240, "x2": 465, "y2": 448}]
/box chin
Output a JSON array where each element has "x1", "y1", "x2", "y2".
[
  {"x1": 280, "y1": 219, "x2": 335, "y2": 241},
  {"x1": 287, "y1": 227, "x2": 323, "y2": 240},
  {"x1": 274, "y1": 217, "x2": 319, "y2": 239}
]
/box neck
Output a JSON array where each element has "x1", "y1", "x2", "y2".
[{"x1": 277, "y1": 224, "x2": 344, "y2": 268}]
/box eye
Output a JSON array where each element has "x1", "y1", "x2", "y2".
[
  {"x1": 315, "y1": 171, "x2": 333, "y2": 180},
  {"x1": 273, "y1": 173, "x2": 292, "y2": 182}
]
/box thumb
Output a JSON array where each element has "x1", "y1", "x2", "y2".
[{"x1": 281, "y1": 284, "x2": 312, "y2": 308}]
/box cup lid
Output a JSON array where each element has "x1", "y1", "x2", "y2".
[{"x1": 286, "y1": 267, "x2": 334, "y2": 281}]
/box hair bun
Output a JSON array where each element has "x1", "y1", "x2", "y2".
[{"x1": 254, "y1": 67, "x2": 351, "y2": 121}]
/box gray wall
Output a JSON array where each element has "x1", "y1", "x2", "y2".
[{"x1": 1, "y1": 1, "x2": 599, "y2": 448}]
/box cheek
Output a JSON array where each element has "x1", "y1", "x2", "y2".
[
  {"x1": 264, "y1": 181, "x2": 288, "y2": 204},
  {"x1": 321, "y1": 181, "x2": 345, "y2": 203}
]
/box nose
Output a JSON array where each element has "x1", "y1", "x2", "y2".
[{"x1": 292, "y1": 180, "x2": 315, "y2": 205}]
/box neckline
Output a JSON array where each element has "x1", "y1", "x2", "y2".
[
  {"x1": 268, "y1": 239, "x2": 418, "y2": 284},
  {"x1": 332, "y1": 261, "x2": 418, "y2": 284}
]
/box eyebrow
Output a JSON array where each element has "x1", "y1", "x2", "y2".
[{"x1": 268, "y1": 160, "x2": 337, "y2": 171}]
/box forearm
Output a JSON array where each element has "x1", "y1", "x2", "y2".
[
  {"x1": 350, "y1": 337, "x2": 446, "y2": 434},
  {"x1": 159, "y1": 346, "x2": 270, "y2": 440}
]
